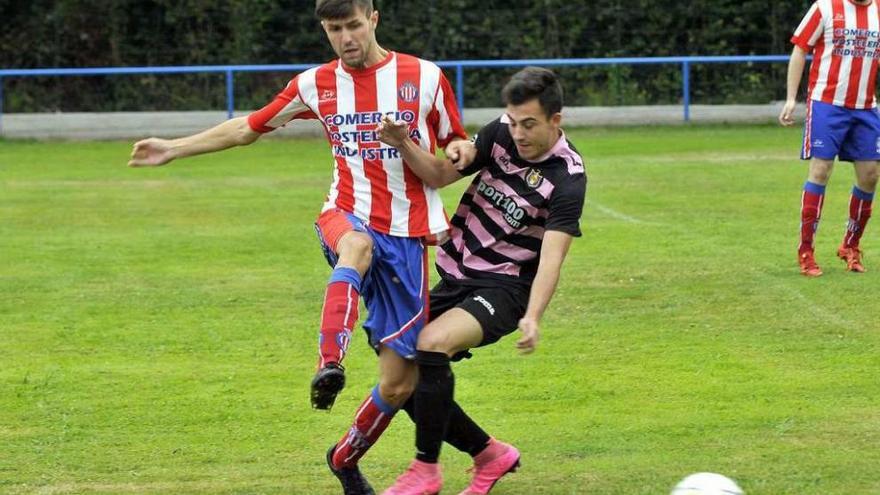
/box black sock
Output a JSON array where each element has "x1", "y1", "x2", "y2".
[
  {"x1": 414, "y1": 350, "x2": 453, "y2": 463},
  {"x1": 401, "y1": 397, "x2": 490, "y2": 456},
  {"x1": 447, "y1": 401, "x2": 491, "y2": 457}
]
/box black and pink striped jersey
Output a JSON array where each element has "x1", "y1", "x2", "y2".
[
  {"x1": 247, "y1": 51, "x2": 466, "y2": 238},
  {"x1": 436, "y1": 116, "x2": 587, "y2": 287}
]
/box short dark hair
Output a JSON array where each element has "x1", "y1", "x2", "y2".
[
  {"x1": 315, "y1": 0, "x2": 373, "y2": 19},
  {"x1": 501, "y1": 67, "x2": 563, "y2": 118}
]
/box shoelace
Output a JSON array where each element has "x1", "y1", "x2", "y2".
[
  {"x1": 841, "y1": 248, "x2": 864, "y2": 265},
  {"x1": 801, "y1": 254, "x2": 820, "y2": 269},
  {"x1": 393, "y1": 466, "x2": 430, "y2": 488}
]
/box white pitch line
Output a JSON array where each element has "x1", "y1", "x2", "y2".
[
  {"x1": 777, "y1": 282, "x2": 854, "y2": 329},
  {"x1": 590, "y1": 201, "x2": 658, "y2": 225}
]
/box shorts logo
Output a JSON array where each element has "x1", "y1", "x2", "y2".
[
  {"x1": 813, "y1": 138, "x2": 824, "y2": 148},
  {"x1": 399, "y1": 82, "x2": 419, "y2": 103},
  {"x1": 472, "y1": 295, "x2": 495, "y2": 315},
  {"x1": 526, "y1": 168, "x2": 544, "y2": 188},
  {"x1": 875, "y1": 137, "x2": 880, "y2": 154}
]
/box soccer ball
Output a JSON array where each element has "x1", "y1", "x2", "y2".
[{"x1": 670, "y1": 472, "x2": 744, "y2": 495}]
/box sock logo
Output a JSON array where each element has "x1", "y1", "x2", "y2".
[
  {"x1": 345, "y1": 426, "x2": 372, "y2": 451},
  {"x1": 336, "y1": 331, "x2": 352, "y2": 352}
]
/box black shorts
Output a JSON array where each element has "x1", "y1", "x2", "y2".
[{"x1": 428, "y1": 277, "x2": 529, "y2": 356}]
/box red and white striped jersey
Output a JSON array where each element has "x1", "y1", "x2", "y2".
[
  {"x1": 792, "y1": 0, "x2": 880, "y2": 109},
  {"x1": 248, "y1": 51, "x2": 466, "y2": 237}
]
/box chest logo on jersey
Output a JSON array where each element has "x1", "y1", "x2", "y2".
[
  {"x1": 476, "y1": 180, "x2": 527, "y2": 229},
  {"x1": 831, "y1": 24, "x2": 880, "y2": 59},
  {"x1": 320, "y1": 89, "x2": 336, "y2": 103},
  {"x1": 526, "y1": 168, "x2": 544, "y2": 189},
  {"x1": 399, "y1": 82, "x2": 419, "y2": 103}
]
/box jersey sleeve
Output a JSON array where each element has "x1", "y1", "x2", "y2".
[
  {"x1": 791, "y1": 2, "x2": 824, "y2": 52},
  {"x1": 457, "y1": 119, "x2": 500, "y2": 176},
  {"x1": 247, "y1": 75, "x2": 318, "y2": 133},
  {"x1": 430, "y1": 70, "x2": 468, "y2": 149},
  {"x1": 545, "y1": 171, "x2": 587, "y2": 237}
]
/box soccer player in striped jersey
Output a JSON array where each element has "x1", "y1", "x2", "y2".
[
  {"x1": 129, "y1": 1, "x2": 469, "y2": 493},
  {"x1": 780, "y1": 0, "x2": 880, "y2": 276},
  {"x1": 376, "y1": 67, "x2": 586, "y2": 495}
]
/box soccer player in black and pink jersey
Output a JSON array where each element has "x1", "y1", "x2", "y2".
[
  {"x1": 376, "y1": 67, "x2": 586, "y2": 495},
  {"x1": 780, "y1": 0, "x2": 880, "y2": 276},
  {"x1": 128, "y1": 1, "x2": 477, "y2": 494}
]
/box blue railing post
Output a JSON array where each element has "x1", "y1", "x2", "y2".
[
  {"x1": 682, "y1": 60, "x2": 691, "y2": 122},
  {"x1": 225, "y1": 69, "x2": 234, "y2": 119},
  {"x1": 0, "y1": 76, "x2": 4, "y2": 135},
  {"x1": 455, "y1": 64, "x2": 464, "y2": 119}
]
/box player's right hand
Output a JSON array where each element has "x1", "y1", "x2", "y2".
[
  {"x1": 128, "y1": 138, "x2": 175, "y2": 167},
  {"x1": 376, "y1": 115, "x2": 410, "y2": 147},
  {"x1": 445, "y1": 140, "x2": 476, "y2": 170},
  {"x1": 778, "y1": 99, "x2": 797, "y2": 127}
]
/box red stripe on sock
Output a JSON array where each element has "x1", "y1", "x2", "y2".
[
  {"x1": 800, "y1": 189, "x2": 825, "y2": 254},
  {"x1": 319, "y1": 281, "x2": 360, "y2": 368},
  {"x1": 332, "y1": 394, "x2": 394, "y2": 468},
  {"x1": 844, "y1": 194, "x2": 873, "y2": 248}
]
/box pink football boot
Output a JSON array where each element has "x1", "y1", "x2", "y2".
[
  {"x1": 458, "y1": 439, "x2": 520, "y2": 495},
  {"x1": 382, "y1": 459, "x2": 442, "y2": 495}
]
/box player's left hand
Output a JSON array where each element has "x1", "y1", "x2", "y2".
[
  {"x1": 376, "y1": 115, "x2": 410, "y2": 147},
  {"x1": 516, "y1": 317, "x2": 540, "y2": 354}
]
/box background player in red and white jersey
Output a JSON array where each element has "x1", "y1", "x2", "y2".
[
  {"x1": 780, "y1": 0, "x2": 880, "y2": 276},
  {"x1": 128, "y1": 1, "x2": 467, "y2": 493},
  {"x1": 376, "y1": 67, "x2": 586, "y2": 495}
]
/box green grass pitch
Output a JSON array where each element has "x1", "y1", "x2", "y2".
[{"x1": 1, "y1": 124, "x2": 878, "y2": 494}]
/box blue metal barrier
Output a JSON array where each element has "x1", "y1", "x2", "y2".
[{"x1": 0, "y1": 55, "x2": 793, "y2": 133}]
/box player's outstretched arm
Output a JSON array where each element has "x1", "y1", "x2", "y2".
[
  {"x1": 779, "y1": 46, "x2": 808, "y2": 127},
  {"x1": 128, "y1": 116, "x2": 261, "y2": 167},
  {"x1": 516, "y1": 230, "x2": 574, "y2": 354},
  {"x1": 375, "y1": 115, "x2": 469, "y2": 188}
]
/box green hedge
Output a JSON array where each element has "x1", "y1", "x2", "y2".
[{"x1": 0, "y1": 0, "x2": 812, "y2": 111}]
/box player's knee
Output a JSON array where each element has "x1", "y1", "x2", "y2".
[
  {"x1": 808, "y1": 159, "x2": 834, "y2": 183},
  {"x1": 377, "y1": 380, "x2": 413, "y2": 407},
  {"x1": 862, "y1": 168, "x2": 879, "y2": 189},
  {"x1": 417, "y1": 329, "x2": 455, "y2": 355},
  {"x1": 810, "y1": 167, "x2": 832, "y2": 183},
  {"x1": 338, "y1": 233, "x2": 373, "y2": 266}
]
